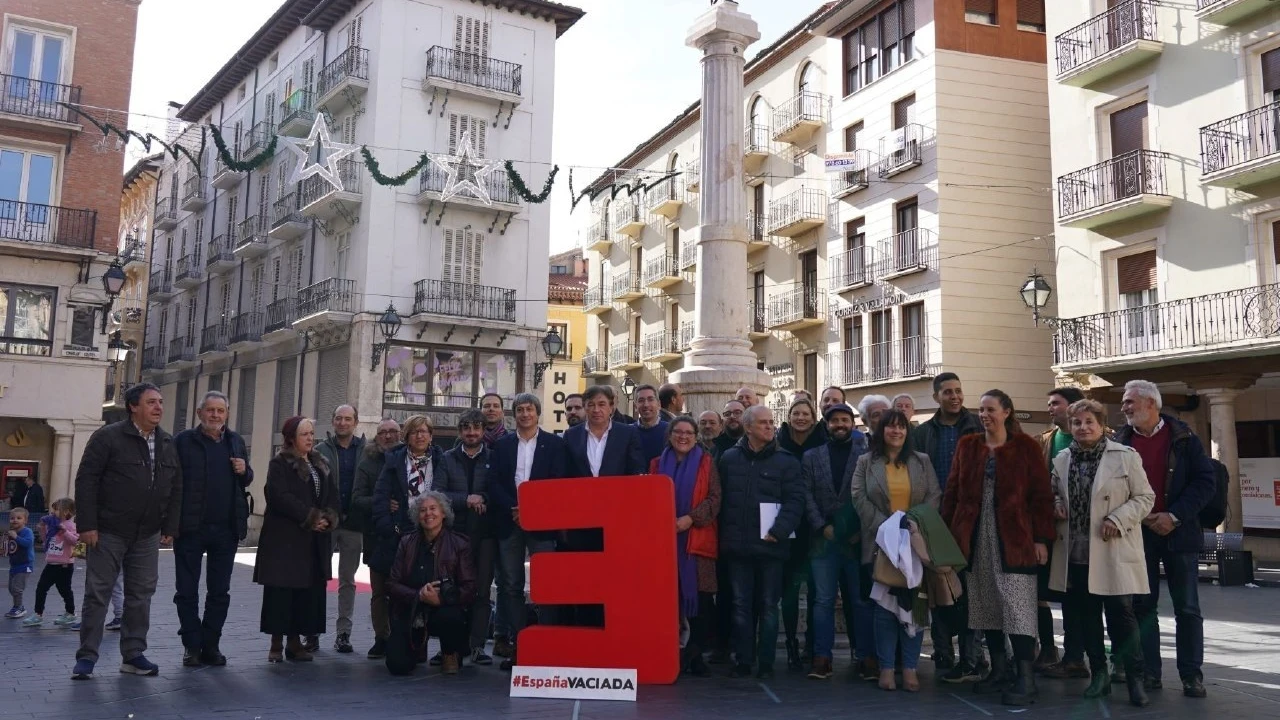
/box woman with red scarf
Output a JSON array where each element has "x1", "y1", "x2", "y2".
[{"x1": 650, "y1": 416, "x2": 721, "y2": 677}]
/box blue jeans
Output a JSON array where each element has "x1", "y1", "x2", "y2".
[
  {"x1": 809, "y1": 546, "x2": 872, "y2": 662},
  {"x1": 496, "y1": 528, "x2": 557, "y2": 644},
  {"x1": 1133, "y1": 548, "x2": 1202, "y2": 681},
  {"x1": 172, "y1": 524, "x2": 239, "y2": 650},
  {"x1": 874, "y1": 604, "x2": 924, "y2": 670},
  {"x1": 727, "y1": 557, "x2": 783, "y2": 669}
]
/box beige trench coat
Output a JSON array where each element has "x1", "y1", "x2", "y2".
[{"x1": 1048, "y1": 442, "x2": 1154, "y2": 597}]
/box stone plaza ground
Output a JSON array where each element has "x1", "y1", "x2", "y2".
[{"x1": 2, "y1": 551, "x2": 1279, "y2": 720}]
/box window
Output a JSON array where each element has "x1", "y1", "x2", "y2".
[
  {"x1": 382, "y1": 344, "x2": 523, "y2": 409},
  {"x1": 3, "y1": 23, "x2": 70, "y2": 121},
  {"x1": 158, "y1": 308, "x2": 168, "y2": 349},
  {"x1": 219, "y1": 279, "x2": 232, "y2": 320},
  {"x1": 1017, "y1": 0, "x2": 1046, "y2": 33},
  {"x1": 185, "y1": 295, "x2": 197, "y2": 340},
  {"x1": 447, "y1": 114, "x2": 486, "y2": 157},
  {"x1": 0, "y1": 147, "x2": 56, "y2": 224},
  {"x1": 1109, "y1": 101, "x2": 1148, "y2": 157},
  {"x1": 249, "y1": 264, "x2": 264, "y2": 313},
  {"x1": 893, "y1": 94, "x2": 916, "y2": 130},
  {"x1": 803, "y1": 352, "x2": 818, "y2": 397},
  {"x1": 174, "y1": 381, "x2": 189, "y2": 433},
  {"x1": 1263, "y1": 47, "x2": 1280, "y2": 103},
  {"x1": 208, "y1": 373, "x2": 223, "y2": 392},
  {"x1": 335, "y1": 231, "x2": 350, "y2": 280},
  {"x1": 1117, "y1": 250, "x2": 1159, "y2": 346},
  {"x1": 237, "y1": 84, "x2": 247, "y2": 103},
  {"x1": 550, "y1": 264, "x2": 568, "y2": 274},
  {"x1": 268, "y1": 53, "x2": 279, "y2": 74},
  {"x1": 1273, "y1": 221, "x2": 1280, "y2": 283},
  {"x1": 237, "y1": 366, "x2": 256, "y2": 440},
  {"x1": 965, "y1": 0, "x2": 998, "y2": 25},
  {"x1": 901, "y1": 302, "x2": 924, "y2": 374},
  {"x1": 454, "y1": 16, "x2": 491, "y2": 58},
  {"x1": 841, "y1": 0, "x2": 915, "y2": 96},
  {"x1": 341, "y1": 15, "x2": 365, "y2": 49},
  {"x1": 442, "y1": 227, "x2": 482, "y2": 286},
  {"x1": 68, "y1": 305, "x2": 95, "y2": 349},
  {"x1": 844, "y1": 122, "x2": 863, "y2": 152}
]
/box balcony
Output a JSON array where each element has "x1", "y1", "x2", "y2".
[
  {"x1": 413, "y1": 279, "x2": 516, "y2": 323},
  {"x1": 582, "y1": 216, "x2": 612, "y2": 254},
  {"x1": 148, "y1": 269, "x2": 174, "y2": 300},
  {"x1": 877, "y1": 229, "x2": 937, "y2": 281},
  {"x1": 831, "y1": 151, "x2": 873, "y2": 198},
  {"x1": 299, "y1": 158, "x2": 363, "y2": 221},
  {"x1": 878, "y1": 124, "x2": 925, "y2": 178},
  {"x1": 748, "y1": 299, "x2": 769, "y2": 339},
  {"x1": 1197, "y1": 0, "x2": 1274, "y2": 25},
  {"x1": 767, "y1": 286, "x2": 827, "y2": 331},
  {"x1": 278, "y1": 89, "x2": 315, "y2": 137},
  {"x1": 0, "y1": 73, "x2": 81, "y2": 129},
  {"x1": 772, "y1": 91, "x2": 830, "y2": 145},
  {"x1": 263, "y1": 297, "x2": 297, "y2": 340},
  {"x1": 234, "y1": 215, "x2": 269, "y2": 259},
  {"x1": 609, "y1": 343, "x2": 642, "y2": 371},
  {"x1": 181, "y1": 175, "x2": 207, "y2": 212},
  {"x1": 644, "y1": 253, "x2": 680, "y2": 289},
  {"x1": 647, "y1": 176, "x2": 685, "y2": 219},
  {"x1": 173, "y1": 253, "x2": 203, "y2": 289},
  {"x1": 1055, "y1": 0, "x2": 1160, "y2": 88},
  {"x1": 167, "y1": 336, "x2": 195, "y2": 365},
  {"x1": 611, "y1": 271, "x2": 644, "y2": 302},
  {"x1": 611, "y1": 197, "x2": 646, "y2": 239},
  {"x1": 228, "y1": 312, "x2": 264, "y2": 349},
  {"x1": 581, "y1": 350, "x2": 610, "y2": 377},
  {"x1": 767, "y1": 188, "x2": 826, "y2": 237},
  {"x1": 583, "y1": 285, "x2": 609, "y2": 315},
  {"x1": 293, "y1": 278, "x2": 358, "y2": 331},
  {"x1": 1200, "y1": 101, "x2": 1280, "y2": 188},
  {"x1": 0, "y1": 200, "x2": 95, "y2": 250},
  {"x1": 212, "y1": 153, "x2": 244, "y2": 190},
  {"x1": 154, "y1": 197, "x2": 179, "y2": 231},
  {"x1": 423, "y1": 46, "x2": 522, "y2": 103},
  {"x1": 119, "y1": 236, "x2": 146, "y2": 270},
  {"x1": 642, "y1": 330, "x2": 681, "y2": 363},
  {"x1": 745, "y1": 124, "x2": 771, "y2": 174},
  {"x1": 142, "y1": 346, "x2": 165, "y2": 372},
  {"x1": 747, "y1": 211, "x2": 769, "y2": 251},
  {"x1": 416, "y1": 162, "x2": 521, "y2": 211},
  {"x1": 1058, "y1": 149, "x2": 1171, "y2": 229},
  {"x1": 828, "y1": 336, "x2": 931, "y2": 387},
  {"x1": 199, "y1": 322, "x2": 230, "y2": 357},
  {"x1": 680, "y1": 239, "x2": 698, "y2": 271},
  {"x1": 241, "y1": 121, "x2": 272, "y2": 160},
  {"x1": 683, "y1": 159, "x2": 700, "y2": 193},
  {"x1": 1054, "y1": 283, "x2": 1280, "y2": 370},
  {"x1": 830, "y1": 246, "x2": 874, "y2": 292},
  {"x1": 269, "y1": 192, "x2": 309, "y2": 240},
  {"x1": 317, "y1": 46, "x2": 370, "y2": 114},
  {"x1": 679, "y1": 321, "x2": 695, "y2": 352},
  {"x1": 205, "y1": 233, "x2": 237, "y2": 272}
]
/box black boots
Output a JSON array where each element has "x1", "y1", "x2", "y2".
[
  {"x1": 1002, "y1": 660, "x2": 1039, "y2": 706},
  {"x1": 1127, "y1": 671, "x2": 1151, "y2": 707},
  {"x1": 974, "y1": 648, "x2": 1009, "y2": 694},
  {"x1": 1084, "y1": 661, "x2": 1112, "y2": 698},
  {"x1": 682, "y1": 643, "x2": 710, "y2": 677},
  {"x1": 785, "y1": 638, "x2": 803, "y2": 671}
]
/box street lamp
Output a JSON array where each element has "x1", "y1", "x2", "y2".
[
  {"x1": 100, "y1": 261, "x2": 127, "y2": 332},
  {"x1": 533, "y1": 328, "x2": 565, "y2": 389},
  {"x1": 1019, "y1": 268, "x2": 1055, "y2": 326},
  {"x1": 620, "y1": 375, "x2": 637, "y2": 398},
  {"x1": 370, "y1": 304, "x2": 403, "y2": 371},
  {"x1": 106, "y1": 331, "x2": 129, "y2": 364}
]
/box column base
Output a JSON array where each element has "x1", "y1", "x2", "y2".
[{"x1": 670, "y1": 362, "x2": 770, "y2": 417}]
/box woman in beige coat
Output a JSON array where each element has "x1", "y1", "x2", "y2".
[{"x1": 1048, "y1": 399, "x2": 1153, "y2": 708}]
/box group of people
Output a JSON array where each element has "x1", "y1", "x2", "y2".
[{"x1": 12, "y1": 372, "x2": 1217, "y2": 709}]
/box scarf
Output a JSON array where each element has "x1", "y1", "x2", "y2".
[
  {"x1": 407, "y1": 451, "x2": 432, "y2": 497},
  {"x1": 1067, "y1": 439, "x2": 1106, "y2": 565},
  {"x1": 659, "y1": 445, "x2": 703, "y2": 619},
  {"x1": 483, "y1": 424, "x2": 509, "y2": 448}
]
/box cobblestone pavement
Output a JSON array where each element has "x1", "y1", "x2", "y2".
[{"x1": 2, "y1": 551, "x2": 1279, "y2": 720}]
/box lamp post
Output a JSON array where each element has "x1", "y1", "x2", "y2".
[
  {"x1": 370, "y1": 304, "x2": 402, "y2": 371},
  {"x1": 100, "y1": 261, "x2": 126, "y2": 333},
  {"x1": 533, "y1": 328, "x2": 565, "y2": 389},
  {"x1": 620, "y1": 375, "x2": 636, "y2": 399},
  {"x1": 1019, "y1": 268, "x2": 1055, "y2": 326}
]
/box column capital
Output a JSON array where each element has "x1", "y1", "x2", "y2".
[
  {"x1": 45, "y1": 419, "x2": 76, "y2": 436},
  {"x1": 1188, "y1": 374, "x2": 1259, "y2": 394},
  {"x1": 686, "y1": 1, "x2": 760, "y2": 52}
]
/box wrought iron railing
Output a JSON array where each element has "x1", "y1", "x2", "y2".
[
  {"x1": 748, "y1": 211, "x2": 767, "y2": 243},
  {"x1": 877, "y1": 228, "x2": 937, "y2": 277},
  {"x1": 878, "y1": 123, "x2": 925, "y2": 177},
  {"x1": 0, "y1": 72, "x2": 81, "y2": 123},
  {"x1": 584, "y1": 285, "x2": 606, "y2": 312},
  {"x1": 299, "y1": 158, "x2": 362, "y2": 207},
  {"x1": 642, "y1": 330, "x2": 679, "y2": 360},
  {"x1": 265, "y1": 297, "x2": 296, "y2": 332},
  {"x1": 647, "y1": 176, "x2": 685, "y2": 208},
  {"x1": 236, "y1": 215, "x2": 266, "y2": 250},
  {"x1": 683, "y1": 159, "x2": 700, "y2": 190},
  {"x1": 831, "y1": 151, "x2": 872, "y2": 195},
  {"x1": 767, "y1": 286, "x2": 826, "y2": 327},
  {"x1": 148, "y1": 269, "x2": 172, "y2": 295},
  {"x1": 830, "y1": 246, "x2": 873, "y2": 288},
  {"x1": 1055, "y1": 0, "x2": 1157, "y2": 77},
  {"x1": 119, "y1": 236, "x2": 145, "y2": 264},
  {"x1": 142, "y1": 346, "x2": 164, "y2": 371},
  {"x1": 767, "y1": 188, "x2": 826, "y2": 234},
  {"x1": 318, "y1": 46, "x2": 370, "y2": 98},
  {"x1": 748, "y1": 299, "x2": 767, "y2": 334},
  {"x1": 279, "y1": 88, "x2": 314, "y2": 129},
  {"x1": 241, "y1": 120, "x2": 272, "y2": 159},
  {"x1": 424, "y1": 46, "x2": 522, "y2": 96},
  {"x1": 167, "y1": 336, "x2": 194, "y2": 363},
  {"x1": 772, "y1": 91, "x2": 830, "y2": 137},
  {"x1": 155, "y1": 196, "x2": 177, "y2": 225},
  {"x1": 0, "y1": 201, "x2": 97, "y2": 248},
  {"x1": 206, "y1": 233, "x2": 235, "y2": 267},
  {"x1": 680, "y1": 240, "x2": 697, "y2": 270},
  {"x1": 581, "y1": 351, "x2": 607, "y2": 376},
  {"x1": 1054, "y1": 283, "x2": 1280, "y2": 364},
  {"x1": 643, "y1": 253, "x2": 680, "y2": 285},
  {"x1": 1058, "y1": 149, "x2": 1167, "y2": 219},
  {"x1": 413, "y1": 279, "x2": 516, "y2": 322},
  {"x1": 230, "y1": 312, "x2": 264, "y2": 344},
  {"x1": 296, "y1": 278, "x2": 357, "y2": 318},
  {"x1": 828, "y1": 335, "x2": 930, "y2": 385},
  {"x1": 611, "y1": 271, "x2": 642, "y2": 299},
  {"x1": 611, "y1": 196, "x2": 644, "y2": 230},
  {"x1": 745, "y1": 124, "x2": 771, "y2": 155},
  {"x1": 1201, "y1": 101, "x2": 1280, "y2": 175},
  {"x1": 200, "y1": 322, "x2": 229, "y2": 354},
  {"x1": 174, "y1": 253, "x2": 202, "y2": 282},
  {"x1": 182, "y1": 174, "x2": 206, "y2": 206},
  {"x1": 609, "y1": 343, "x2": 641, "y2": 368},
  {"x1": 419, "y1": 162, "x2": 519, "y2": 205},
  {"x1": 584, "y1": 218, "x2": 609, "y2": 248},
  {"x1": 679, "y1": 321, "x2": 695, "y2": 351},
  {"x1": 272, "y1": 192, "x2": 305, "y2": 228}
]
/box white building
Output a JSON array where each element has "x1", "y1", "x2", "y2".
[
  {"x1": 1045, "y1": 0, "x2": 1280, "y2": 547},
  {"x1": 143, "y1": 0, "x2": 581, "y2": 536},
  {"x1": 582, "y1": 0, "x2": 1057, "y2": 423}
]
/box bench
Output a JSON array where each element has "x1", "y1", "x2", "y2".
[{"x1": 1198, "y1": 531, "x2": 1244, "y2": 566}]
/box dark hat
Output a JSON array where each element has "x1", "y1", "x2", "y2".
[{"x1": 823, "y1": 403, "x2": 857, "y2": 421}]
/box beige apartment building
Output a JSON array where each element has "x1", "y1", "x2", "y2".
[
  {"x1": 1045, "y1": 0, "x2": 1280, "y2": 549},
  {"x1": 581, "y1": 0, "x2": 1056, "y2": 423}
]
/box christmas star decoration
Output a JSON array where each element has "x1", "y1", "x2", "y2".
[
  {"x1": 281, "y1": 113, "x2": 357, "y2": 191},
  {"x1": 428, "y1": 129, "x2": 502, "y2": 205}
]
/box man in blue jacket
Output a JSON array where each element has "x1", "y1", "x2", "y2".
[
  {"x1": 171, "y1": 391, "x2": 252, "y2": 668},
  {"x1": 1115, "y1": 380, "x2": 1217, "y2": 699}
]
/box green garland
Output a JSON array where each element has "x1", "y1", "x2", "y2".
[
  {"x1": 209, "y1": 125, "x2": 277, "y2": 173},
  {"x1": 505, "y1": 161, "x2": 558, "y2": 204},
  {"x1": 362, "y1": 146, "x2": 432, "y2": 187},
  {"x1": 60, "y1": 104, "x2": 205, "y2": 169}
]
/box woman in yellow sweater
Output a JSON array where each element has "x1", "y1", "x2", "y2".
[{"x1": 851, "y1": 409, "x2": 941, "y2": 691}]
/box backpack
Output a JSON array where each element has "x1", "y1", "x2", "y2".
[{"x1": 1199, "y1": 459, "x2": 1229, "y2": 529}]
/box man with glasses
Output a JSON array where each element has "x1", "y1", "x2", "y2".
[{"x1": 714, "y1": 401, "x2": 747, "y2": 457}]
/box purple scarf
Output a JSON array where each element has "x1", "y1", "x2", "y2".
[
  {"x1": 659, "y1": 445, "x2": 702, "y2": 619},
  {"x1": 483, "y1": 423, "x2": 509, "y2": 448}
]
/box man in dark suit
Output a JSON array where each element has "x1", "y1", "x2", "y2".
[{"x1": 489, "y1": 392, "x2": 567, "y2": 671}]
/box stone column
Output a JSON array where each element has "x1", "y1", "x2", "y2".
[
  {"x1": 671, "y1": 0, "x2": 771, "y2": 416},
  {"x1": 46, "y1": 419, "x2": 75, "y2": 502},
  {"x1": 1198, "y1": 387, "x2": 1242, "y2": 532}
]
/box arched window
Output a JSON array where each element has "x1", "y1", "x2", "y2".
[
  {"x1": 749, "y1": 96, "x2": 764, "y2": 128},
  {"x1": 668, "y1": 152, "x2": 679, "y2": 172},
  {"x1": 799, "y1": 63, "x2": 817, "y2": 95}
]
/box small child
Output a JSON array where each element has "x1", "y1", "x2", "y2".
[
  {"x1": 22, "y1": 499, "x2": 78, "y2": 628},
  {"x1": 5, "y1": 507, "x2": 35, "y2": 618}
]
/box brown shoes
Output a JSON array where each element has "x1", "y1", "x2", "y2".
[
  {"x1": 441, "y1": 653, "x2": 460, "y2": 675},
  {"x1": 1040, "y1": 660, "x2": 1090, "y2": 679},
  {"x1": 807, "y1": 657, "x2": 833, "y2": 680},
  {"x1": 859, "y1": 657, "x2": 881, "y2": 681}
]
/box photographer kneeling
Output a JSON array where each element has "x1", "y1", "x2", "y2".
[{"x1": 386, "y1": 490, "x2": 476, "y2": 675}]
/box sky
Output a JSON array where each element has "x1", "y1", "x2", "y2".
[{"x1": 126, "y1": 0, "x2": 818, "y2": 254}]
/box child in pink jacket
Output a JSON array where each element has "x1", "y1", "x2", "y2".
[{"x1": 22, "y1": 498, "x2": 79, "y2": 627}]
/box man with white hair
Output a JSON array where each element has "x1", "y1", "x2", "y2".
[
  {"x1": 736, "y1": 387, "x2": 759, "y2": 408},
  {"x1": 1114, "y1": 380, "x2": 1217, "y2": 699},
  {"x1": 856, "y1": 395, "x2": 891, "y2": 433},
  {"x1": 891, "y1": 394, "x2": 916, "y2": 425}
]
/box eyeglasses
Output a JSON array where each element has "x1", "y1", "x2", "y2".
[
  {"x1": 409, "y1": 428, "x2": 432, "y2": 437},
  {"x1": 376, "y1": 429, "x2": 399, "y2": 435},
  {"x1": 723, "y1": 410, "x2": 743, "y2": 417},
  {"x1": 670, "y1": 430, "x2": 696, "y2": 438}
]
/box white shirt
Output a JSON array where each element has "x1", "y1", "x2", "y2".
[
  {"x1": 586, "y1": 423, "x2": 611, "y2": 477},
  {"x1": 514, "y1": 432, "x2": 538, "y2": 488},
  {"x1": 1131, "y1": 418, "x2": 1166, "y2": 438}
]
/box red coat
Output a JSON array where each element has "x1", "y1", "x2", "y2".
[{"x1": 941, "y1": 432, "x2": 1055, "y2": 574}]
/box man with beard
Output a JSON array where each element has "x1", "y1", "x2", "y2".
[
  {"x1": 698, "y1": 411, "x2": 722, "y2": 453},
  {"x1": 714, "y1": 400, "x2": 747, "y2": 457},
  {"x1": 564, "y1": 393, "x2": 585, "y2": 428},
  {"x1": 1036, "y1": 386, "x2": 1087, "y2": 679},
  {"x1": 479, "y1": 393, "x2": 509, "y2": 447},
  {"x1": 633, "y1": 384, "x2": 669, "y2": 463},
  {"x1": 659, "y1": 383, "x2": 683, "y2": 422},
  {"x1": 350, "y1": 418, "x2": 400, "y2": 660}
]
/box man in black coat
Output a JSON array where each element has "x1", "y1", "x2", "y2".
[
  {"x1": 172, "y1": 391, "x2": 252, "y2": 668},
  {"x1": 20, "y1": 475, "x2": 44, "y2": 516},
  {"x1": 716, "y1": 405, "x2": 805, "y2": 680}
]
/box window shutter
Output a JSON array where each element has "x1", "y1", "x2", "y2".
[
  {"x1": 883, "y1": 7, "x2": 902, "y2": 46},
  {"x1": 291, "y1": 247, "x2": 304, "y2": 290},
  {"x1": 1109, "y1": 102, "x2": 1147, "y2": 156},
  {"x1": 480, "y1": 22, "x2": 490, "y2": 58},
  {"x1": 352, "y1": 16, "x2": 362, "y2": 47},
  {"x1": 237, "y1": 367, "x2": 256, "y2": 439},
  {"x1": 966, "y1": 0, "x2": 997, "y2": 13},
  {"x1": 454, "y1": 16, "x2": 464, "y2": 51},
  {"x1": 448, "y1": 114, "x2": 460, "y2": 155},
  {"x1": 315, "y1": 346, "x2": 350, "y2": 438},
  {"x1": 274, "y1": 357, "x2": 298, "y2": 432},
  {"x1": 1116, "y1": 251, "x2": 1157, "y2": 295},
  {"x1": 442, "y1": 228, "x2": 459, "y2": 283},
  {"x1": 1264, "y1": 48, "x2": 1280, "y2": 96},
  {"x1": 264, "y1": 91, "x2": 276, "y2": 128},
  {"x1": 1017, "y1": 0, "x2": 1045, "y2": 26},
  {"x1": 902, "y1": 0, "x2": 916, "y2": 35},
  {"x1": 1272, "y1": 221, "x2": 1280, "y2": 267},
  {"x1": 465, "y1": 229, "x2": 483, "y2": 285},
  {"x1": 894, "y1": 95, "x2": 916, "y2": 128},
  {"x1": 473, "y1": 115, "x2": 486, "y2": 157},
  {"x1": 270, "y1": 257, "x2": 282, "y2": 302}
]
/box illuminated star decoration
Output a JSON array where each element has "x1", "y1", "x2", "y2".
[
  {"x1": 428, "y1": 129, "x2": 502, "y2": 206},
  {"x1": 281, "y1": 113, "x2": 358, "y2": 192}
]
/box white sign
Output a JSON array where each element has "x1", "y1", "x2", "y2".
[
  {"x1": 1238, "y1": 458, "x2": 1280, "y2": 530},
  {"x1": 892, "y1": 127, "x2": 908, "y2": 152},
  {"x1": 62, "y1": 347, "x2": 100, "y2": 359},
  {"x1": 824, "y1": 152, "x2": 862, "y2": 173},
  {"x1": 509, "y1": 666, "x2": 638, "y2": 702}
]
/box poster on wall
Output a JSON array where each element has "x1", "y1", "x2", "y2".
[{"x1": 1238, "y1": 458, "x2": 1280, "y2": 530}]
